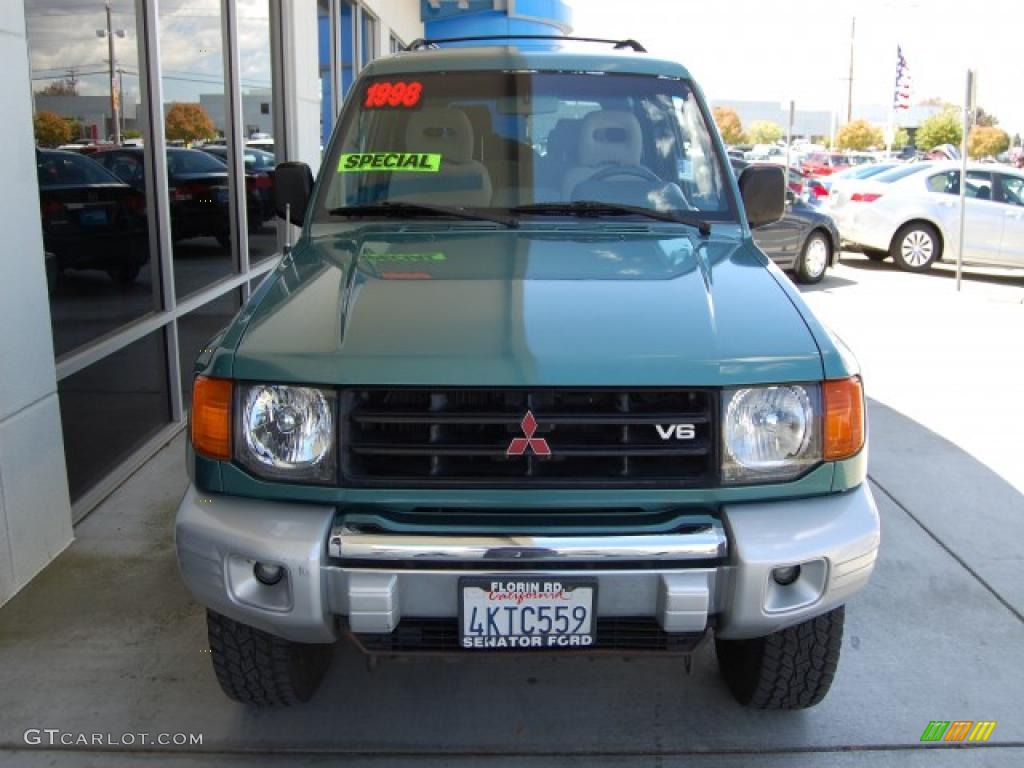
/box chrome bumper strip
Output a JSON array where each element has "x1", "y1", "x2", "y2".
[{"x1": 327, "y1": 523, "x2": 728, "y2": 563}]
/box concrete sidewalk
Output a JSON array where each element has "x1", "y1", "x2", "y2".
[{"x1": 0, "y1": 399, "x2": 1021, "y2": 767}]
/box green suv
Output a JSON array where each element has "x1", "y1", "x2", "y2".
[{"x1": 176, "y1": 37, "x2": 879, "y2": 709}]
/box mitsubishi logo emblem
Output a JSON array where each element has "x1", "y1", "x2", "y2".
[{"x1": 506, "y1": 410, "x2": 551, "y2": 456}]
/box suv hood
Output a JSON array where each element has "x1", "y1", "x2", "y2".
[{"x1": 231, "y1": 227, "x2": 823, "y2": 386}]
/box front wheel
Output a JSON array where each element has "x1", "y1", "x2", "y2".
[
  {"x1": 794, "y1": 231, "x2": 831, "y2": 284},
  {"x1": 715, "y1": 606, "x2": 844, "y2": 709},
  {"x1": 206, "y1": 610, "x2": 334, "y2": 705},
  {"x1": 891, "y1": 223, "x2": 940, "y2": 271}
]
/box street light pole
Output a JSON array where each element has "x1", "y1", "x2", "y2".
[
  {"x1": 846, "y1": 16, "x2": 855, "y2": 123},
  {"x1": 105, "y1": 1, "x2": 120, "y2": 145}
]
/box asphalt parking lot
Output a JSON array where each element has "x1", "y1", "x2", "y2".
[{"x1": 0, "y1": 252, "x2": 1022, "y2": 767}]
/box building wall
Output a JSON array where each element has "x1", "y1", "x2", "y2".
[
  {"x1": 0, "y1": 3, "x2": 74, "y2": 606},
  {"x1": 366, "y1": 0, "x2": 423, "y2": 47},
  {"x1": 281, "y1": 0, "x2": 324, "y2": 172}
]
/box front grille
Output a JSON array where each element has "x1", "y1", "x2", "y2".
[
  {"x1": 349, "y1": 618, "x2": 704, "y2": 654},
  {"x1": 341, "y1": 388, "x2": 717, "y2": 487}
]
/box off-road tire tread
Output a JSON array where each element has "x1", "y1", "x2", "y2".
[
  {"x1": 206, "y1": 609, "x2": 332, "y2": 706},
  {"x1": 715, "y1": 606, "x2": 844, "y2": 709}
]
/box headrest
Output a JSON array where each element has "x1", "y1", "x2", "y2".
[
  {"x1": 405, "y1": 108, "x2": 475, "y2": 163},
  {"x1": 546, "y1": 118, "x2": 582, "y2": 163},
  {"x1": 578, "y1": 110, "x2": 642, "y2": 167}
]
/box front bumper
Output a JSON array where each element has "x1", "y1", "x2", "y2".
[{"x1": 175, "y1": 484, "x2": 880, "y2": 645}]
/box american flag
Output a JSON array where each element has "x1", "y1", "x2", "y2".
[{"x1": 893, "y1": 45, "x2": 911, "y2": 110}]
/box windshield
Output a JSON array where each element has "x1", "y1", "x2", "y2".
[
  {"x1": 874, "y1": 163, "x2": 931, "y2": 183},
  {"x1": 168, "y1": 149, "x2": 227, "y2": 174},
  {"x1": 315, "y1": 71, "x2": 733, "y2": 222},
  {"x1": 37, "y1": 151, "x2": 123, "y2": 187}
]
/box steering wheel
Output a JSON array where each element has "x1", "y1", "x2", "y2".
[{"x1": 584, "y1": 164, "x2": 663, "y2": 185}]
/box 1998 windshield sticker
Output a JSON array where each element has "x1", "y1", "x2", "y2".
[{"x1": 338, "y1": 153, "x2": 441, "y2": 173}]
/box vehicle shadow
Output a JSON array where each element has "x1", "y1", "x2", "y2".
[
  {"x1": 840, "y1": 251, "x2": 1024, "y2": 287},
  {"x1": 795, "y1": 272, "x2": 858, "y2": 292}
]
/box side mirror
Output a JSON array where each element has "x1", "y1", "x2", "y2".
[
  {"x1": 273, "y1": 161, "x2": 314, "y2": 226},
  {"x1": 738, "y1": 164, "x2": 785, "y2": 228}
]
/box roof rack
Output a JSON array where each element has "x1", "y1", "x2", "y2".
[{"x1": 404, "y1": 35, "x2": 647, "y2": 53}]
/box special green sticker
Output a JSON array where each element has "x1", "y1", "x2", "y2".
[{"x1": 338, "y1": 152, "x2": 441, "y2": 173}]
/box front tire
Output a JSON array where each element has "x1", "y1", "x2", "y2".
[
  {"x1": 206, "y1": 609, "x2": 334, "y2": 706},
  {"x1": 715, "y1": 606, "x2": 844, "y2": 709},
  {"x1": 891, "y1": 222, "x2": 940, "y2": 271},
  {"x1": 795, "y1": 231, "x2": 831, "y2": 284}
]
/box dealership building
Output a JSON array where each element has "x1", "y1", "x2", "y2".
[{"x1": 0, "y1": 0, "x2": 571, "y2": 606}]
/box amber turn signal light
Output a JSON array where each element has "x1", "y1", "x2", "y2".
[
  {"x1": 823, "y1": 376, "x2": 865, "y2": 461},
  {"x1": 192, "y1": 376, "x2": 233, "y2": 460}
]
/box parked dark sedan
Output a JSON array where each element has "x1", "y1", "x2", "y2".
[
  {"x1": 36, "y1": 149, "x2": 148, "y2": 284},
  {"x1": 732, "y1": 158, "x2": 839, "y2": 284},
  {"x1": 92, "y1": 147, "x2": 263, "y2": 248},
  {"x1": 199, "y1": 145, "x2": 275, "y2": 222}
]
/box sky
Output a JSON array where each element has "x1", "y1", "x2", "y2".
[
  {"x1": 568, "y1": 0, "x2": 1023, "y2": 138},
  {"x1": 26, "y1": 0, "x2": 1022, "y2": 138},
  {"x1": 26, "y1": 0, "x2": 272, "y2": 108}
]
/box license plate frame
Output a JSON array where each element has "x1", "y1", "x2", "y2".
[
  {"x1": 79, "y1": 208, "x2": 108, "y2": 227},
  {"x1": 458, "y1": 577, "x2": 597, "y2": 651}
]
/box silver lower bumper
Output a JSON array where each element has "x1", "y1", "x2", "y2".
[{"x1": 175, "y1": 484, "x2": 880, "y2": 644}]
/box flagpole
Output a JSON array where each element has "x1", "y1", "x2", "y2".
[
  {"x1": 888, "y1": 46, "x2": 898, "y2": 157},
  {"x1": 886, "y1": 107, "x2": 894, "y2": 157}
]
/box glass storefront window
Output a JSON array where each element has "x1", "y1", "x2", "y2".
[
  {"x1": 26, "y1": 0, "x2": 160, "y2": 358},
  {"x1": 159, "y1": 0, "x2": 234, "y2": 299},
  {"x1": 58, "y1": 330, "x2": 171, "y2": 501},
  {"x1": 360, "y1": 8, "x2": 378, "y2": 66},
  {"x1": 177, "y1": 290, "x2": 241, "y2": 399},
  {"x1": 238, "y1": 0, "x2": 278, "y2": 265},
  {"x1": 340, "y1": 1, "x2": 355, "y2": 99},
  {"x1": 318, "y1": 1, "x2": 333, "y2": 149}
]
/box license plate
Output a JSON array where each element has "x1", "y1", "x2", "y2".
[
  {"x1": 79, "y1": 208, "x2": 108, "y2": 226},
  {"x1": 459, "y1": 578, "x2": 596, "y2": 650}
]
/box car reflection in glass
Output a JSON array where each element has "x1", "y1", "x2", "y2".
[
  {"x1": 92, "y1": 147, "x2": 265, "y2": 250},
  {"x1": 36, "y1": 149, "x2": 149, "y2": 287}
]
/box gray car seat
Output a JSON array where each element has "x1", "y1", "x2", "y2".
[
  {"x1": 388, "y1": 108, "x2": 492, "y2": 206},
  {"x1": 562, "y1": 110, "x2": 645, "y2": 199}
]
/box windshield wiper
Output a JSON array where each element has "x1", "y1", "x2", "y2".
[
  {"x1": 510, "y1": 201, "x2": 711, "y2": 236},
  {"x1": 328, "y1": 201, "x2": 517, "y2": 228}
]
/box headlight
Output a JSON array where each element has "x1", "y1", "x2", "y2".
[
  {"x1": 236, "y1": 384, "x2": 336, "y2": 482},
  {"x1": 722, "y1": 384, "x2": 821, "y2": 484}
]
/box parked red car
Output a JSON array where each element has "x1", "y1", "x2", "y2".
[{"x1": 801, "y1": 152, "x2": 850, "y2": 177}]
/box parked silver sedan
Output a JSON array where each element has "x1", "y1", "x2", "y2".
[{"x1": 830, "y1": 160, "x2": 1024, "y2": 271}]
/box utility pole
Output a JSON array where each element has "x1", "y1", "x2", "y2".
[
  {"x1": 118, "y1": 68, "x2": 126, "y2": 136},
  {"x1": 846, "y1": 17, "x2": 855, "y2": 123},
  {"x1": 100, "y1": 1, "x2": 121, "y2": 145}
]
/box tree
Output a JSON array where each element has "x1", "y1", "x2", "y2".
[
  {"x1": 746, "y1": 120, "x2": 782, "y2": 144},
  {"x1": 836, "y1": 119, "x2": 884, "y2": 150},
  {"x1": 123, "y1": 128, "x2": 142, "y2": 139},
  {"x1": 915, "y1": 108, "x2": 962, "y2": 150},
  {"x1": 712, "y1": 106, "x2": 745, "y2": 145},
  {"x1": 974, "y1": 107, "x2": 998, "y2": 127},
  {"x1": 892, "y1": 127, "x2": 910, "y2": 149},
  {"x1": 968, "y1": 125, "x2": 1009, "y2": 159},
  {"x1": 165, "y1": 102, "x2": 216, "y2": 144},
  {"x1": 36, "y1": 78, "x2": 78, "y2": 97},
  {"x1": 33, "y1": 110, "x2": 74, "y2": 147}
]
